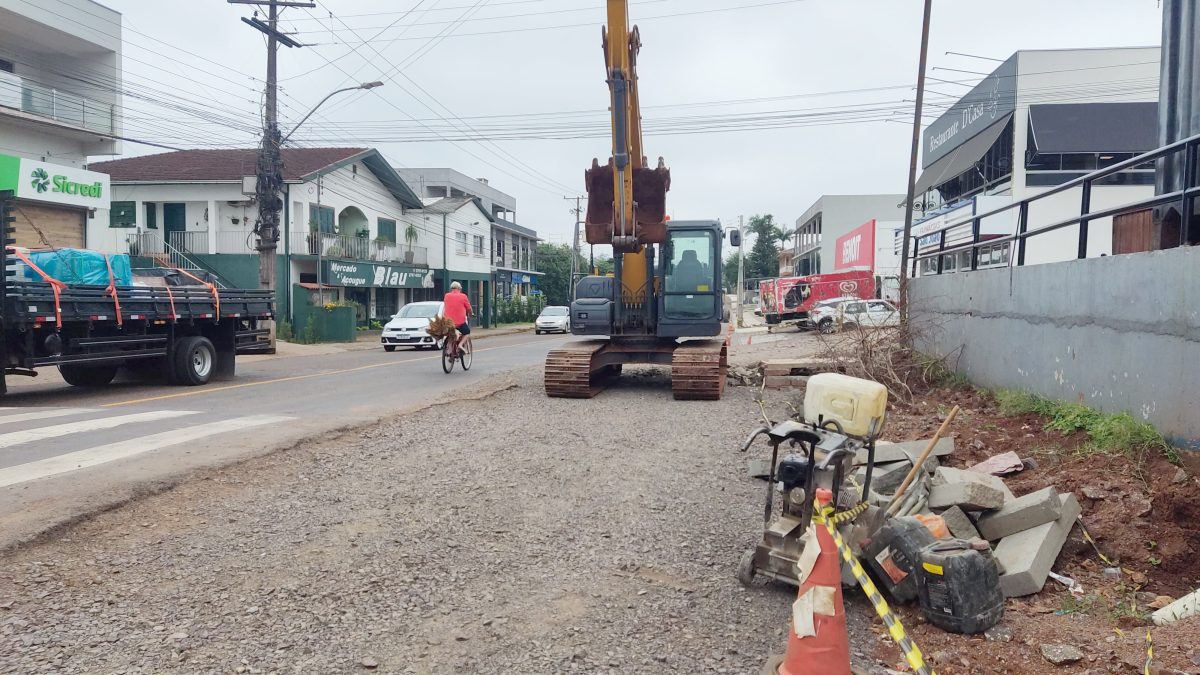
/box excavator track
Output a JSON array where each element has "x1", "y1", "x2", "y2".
[
  {"x1": 544, "y1": 341, "x2": 609, "y2": 398},
  {"x1": 670, "y1": 340, "x2": 728, "y2": 400},
  {"x1": 545, "y1": 339, "x2": 727, "y2": 400}
]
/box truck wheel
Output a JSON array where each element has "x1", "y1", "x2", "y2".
[
  {"x1": 59, "y1": 364, "x2": 118, "y2": 387},
  {"x1": 173, "y1": 336, "x2": 216, "y2": 386}
]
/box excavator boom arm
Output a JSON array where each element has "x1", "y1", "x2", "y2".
[{"x1": 585, "y1": 0, "x2": 670, "y2": 252}]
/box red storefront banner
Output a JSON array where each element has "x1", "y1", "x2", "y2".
[{"x1": 834, "y1": 219, "x2": 876, "y2": 270}]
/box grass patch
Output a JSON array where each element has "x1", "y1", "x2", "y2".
[{"x1": 995, "y1": 389, "x2": 1174, "y2": 461}]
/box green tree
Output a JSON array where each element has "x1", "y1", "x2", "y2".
[
  {"x1": 723, "y1": 253, "x2": 739, "y2": 291},
  {"x1": 593, "y1": 254, "x2": 615, "y2": 276},
  {"x1": 535, "y1": 242, "x2": 585, "y2": 306},
  {"x1": 744, "y1": 214, "x2": 785, "y2": 279}
]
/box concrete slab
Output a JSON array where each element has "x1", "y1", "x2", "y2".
[
  {"x1": 993, "y1": 493, "x2": 1081, "y2": 597},
  {"x1": 932, "y1": 466, "x2": 1015, "y2": 501},
  {"x1": 928, "y1": 480, "x2": 1006, "y2": 511},
  {"x1": 853, "y1": 438, "x2": 954, "y2": 465},
  {"x1": 939, "y1": 505, "x2": 982, "y2": 540},
  {"x1": 976, "y1": 487, "x2": 1063, "y2": 541},
  {"x1": 855, "y1": 456, "x2": 939, "y2": 494}
]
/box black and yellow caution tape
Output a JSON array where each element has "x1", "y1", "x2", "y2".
[
  {"x1": 1144, "y1": 629, "x2": 1153, "y2": 675},
  {"x1": 1077, "y1": 517, "x2": 1119, "y2": 567},
  {"x1": 814, "y1": 502, "x2": 936, "y2": 675},
  {"x1": 828, "y1": 501, "x2": 870, "y2": 525}
]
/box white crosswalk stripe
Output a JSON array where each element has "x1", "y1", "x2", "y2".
[
  {"x1": 0, "y1": 408, "x2": 97, "y2": 426},
  {"x1": 0, "y1": 410, "x2": 201, "y2": 449},
  {"x1": 0, "y1": 414, "x2": 293, "y2": 488}
]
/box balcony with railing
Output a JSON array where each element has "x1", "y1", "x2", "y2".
[
  {"x1": 290, "y1": 231, "x2": 429, "y2": 266},
  {"x1": 0, "y1": 71, "x2": 115, "y2": 135}
]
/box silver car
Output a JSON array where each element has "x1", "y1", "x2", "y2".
[{"x1": 535, "y1": 306, "x2": 571, "y2": 334}]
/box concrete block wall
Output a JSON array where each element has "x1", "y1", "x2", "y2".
[{"x1": 909, "y1": 246, "x2": 1200, "y2": 451}]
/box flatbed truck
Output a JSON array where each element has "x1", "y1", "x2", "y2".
[{"x1": 0, "y1": 192, "x2": 273, "y2": 394}]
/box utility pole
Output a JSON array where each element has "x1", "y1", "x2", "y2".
[
  {"x1": 230, "y1": 0, "x2": 313, "y2": 307},
  {"x1": 897, "y1": 0, "x2": 933, "y2": 323},
  {"x1": 564, "y1": 195, "x2": 583, "y2": 300},
  {"x1": 737, "y1": 214, "x2": 745, "y2": 328}
]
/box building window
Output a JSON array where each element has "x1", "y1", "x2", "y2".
[
  {"x1": 495, "y1": 233, "x2": 505, "y2": 261},
  {"x1": 473, "y1": 234, "x2": 485, "y2": 256},
  {"x1": 110, "y1": 201, "x2": 135, "y2": 228},
  {"x1": 377, "y1": 218, "x2": 397, "y2": 243},
  {"x1": 455, "y1": 231, "x2": 468, "y2": 254},
  {"x1": 144, "y1": 203, "x2": 157, "y2": 229},
  {"x1": 309, "y1": 204, "x2": 334, "y2": 233}
]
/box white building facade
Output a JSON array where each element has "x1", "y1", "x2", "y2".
[
  {"x1": 792, "y1": 194, "x2": 907, "y2": 276},
  {"x1": 911, "y1": 47, "x2": 1161, "y2": 272},
  {"x1": 89, "y1": 148, "x2": 450, "y2": 326},
  {"x1": 0, "y1": 0, "x2": 121, "y2": 248}
]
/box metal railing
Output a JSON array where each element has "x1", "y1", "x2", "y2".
[
  {"x1": 168, "y1": 230, "x2": 209, "y2": 255},
  {"x1": 216, "y1": 231, "x2": 257, "y2": 254},
  {"x1": 290, "y1": 231, "x2": 428, "y2": 265},
  {"x1": 123, "y1": 232, "x2": 227, "y2": 288},
  {"x1": 912, "y1": 132, "x2": 1200, "y2": 274},
  {"x1": 0, "y1": 71, "x2": 114, "y2": 134}
]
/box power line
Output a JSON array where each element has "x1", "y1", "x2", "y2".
[
  {"x1": 307, "y1": 4, "x2": 578, "y2": 195},
  {"x1": 282, "y1": 4, "x2": 579, "y2": 198}
]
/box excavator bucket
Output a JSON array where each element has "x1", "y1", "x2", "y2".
[{"x1": 584, "y1": 161, "x2": 671, "y2": 247}]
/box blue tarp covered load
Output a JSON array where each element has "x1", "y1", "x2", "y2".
[{"x1": 21, "y1": 249, "x2": 133, "y2": 287}]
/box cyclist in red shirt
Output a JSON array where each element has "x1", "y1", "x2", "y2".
[{"x1": 442, "y1": 281, "x2": 473, "y2": 351}]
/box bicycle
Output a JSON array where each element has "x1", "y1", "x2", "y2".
[{"x1": 441, "y1": 328, "x2": 473, "y2": 373}]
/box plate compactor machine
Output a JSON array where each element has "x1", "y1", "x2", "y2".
[
  {"x1": 543, "y1": 0, "x2": 738, "y2": 401},
  {"x1": 738, "y1": 373, "x2": 888, "y2": 587}
]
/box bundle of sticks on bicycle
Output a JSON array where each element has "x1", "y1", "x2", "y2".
[{"x1": 426, "y1": 315, "x2": 458, "y2": 340}]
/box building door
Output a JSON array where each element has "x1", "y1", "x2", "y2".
[{"x1": 163, "y1": 203, "x2": 186, "y2": 244}]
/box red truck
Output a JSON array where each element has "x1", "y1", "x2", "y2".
[{"x1": 758, "y1": 269, "x2": 875, "y2": 326}]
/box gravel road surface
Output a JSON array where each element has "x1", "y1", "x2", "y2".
[{"x1": 0, "y1": 338, "x2": 899, "y2": 674}]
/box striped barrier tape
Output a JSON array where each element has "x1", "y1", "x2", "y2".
[
  {"x1": 1077, "y1": 517, "x2": 1119, "y2": 567},
  {"x1": 1144, "y1": 629, "x2": 1153, "y2": 674},
  {"x1": 828, "y1": 501, "x2": 870, "y2": 525},
  {"x1": 814, "y1": 502, "x2": 936, "y2": 675}
]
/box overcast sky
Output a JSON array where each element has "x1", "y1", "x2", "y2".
[{"x1": 98, "y1": 0, "x2": 1163, "y2": 245}]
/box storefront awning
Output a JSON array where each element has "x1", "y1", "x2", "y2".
[
  {"x1": 1028, "y1": 102, "x2": 1158, "y2": 154},
  {"x1": 914, "y1": 113, "x2": 1013, "y2": 196}
]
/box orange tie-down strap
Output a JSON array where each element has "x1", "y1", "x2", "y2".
[
  {"x1": 7, "y1": 247, "x2": 67, "y2": 326},
  {"x1": 171, "y1": 267, "x2": 220, "y2": 318},
  {"x1": 102, "y1": 254, "x2": 123, "y2": 327}
]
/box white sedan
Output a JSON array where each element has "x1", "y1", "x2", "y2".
[
  {"x1": 381, "y1": 301, "x2": 445, "y2": 351},
  {"x1": 814, "y1": 299, "x2": 899, "y2": 333}
]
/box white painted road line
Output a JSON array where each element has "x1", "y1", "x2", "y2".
[
  {"x1": 0, "y1": 408, "x2": 97, "y2": 426},
  {"x1": 0, "y1": 410, "x2": 201, "y2": 449},
  {"x1": 0, "y1": 414, "x2": 294, "y2": 488}
]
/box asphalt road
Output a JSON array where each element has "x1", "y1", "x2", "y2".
[{"x1": 0, "y1": 331, "x2": 570, "y2": 548}]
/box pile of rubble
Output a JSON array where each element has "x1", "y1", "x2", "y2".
[{"x1": 857, "y1": 441, "x2": 1078, "y2": 598}]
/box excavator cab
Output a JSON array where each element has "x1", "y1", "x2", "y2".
[{"x1": 657, "y1": 221, "x2": 724, "y2": 337}]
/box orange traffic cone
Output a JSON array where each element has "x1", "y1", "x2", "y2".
[{"x1": 776, "y1": 488, "x2": 852, "y2": 675}]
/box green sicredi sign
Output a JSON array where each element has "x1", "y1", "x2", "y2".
[{"x1": 0, "y1": 154, "x2": 110, "y2": 208}]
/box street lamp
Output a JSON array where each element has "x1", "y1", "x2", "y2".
[
  {"x1": 283, "y1": 81, "x2": 383, "y2": 143},
  {"x1": 282, "y1": 81, "x2": 382, "y2": 307}
]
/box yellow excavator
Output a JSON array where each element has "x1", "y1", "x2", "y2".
[{"x1": 544, "y1": 0, "x2": 737, "y2": 400}]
